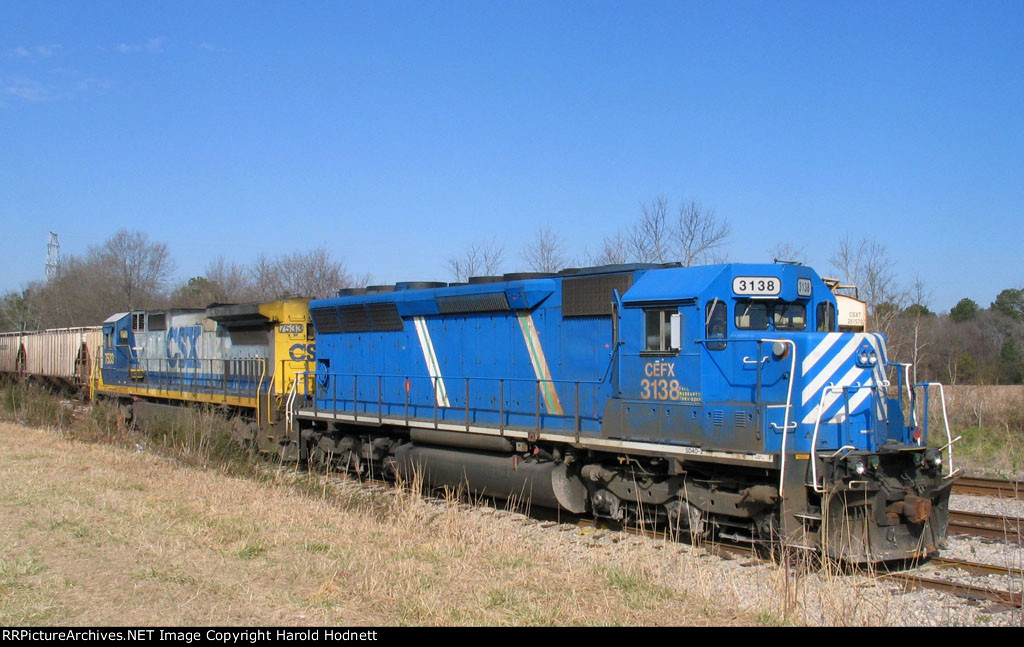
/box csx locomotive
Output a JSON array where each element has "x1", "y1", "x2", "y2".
[{"x1": 1, "y1": 262, "x2": 959, "y2": 562}]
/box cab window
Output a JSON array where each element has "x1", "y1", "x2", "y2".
[
  {"x1": 774, "y1": 303, "x2": 806, "y2": 331},
  {"x1": 816, "y1": 302, "x2": 836, "y2": 332},
  {"x1": 706, "y1": 301, "x2": 727, "y2": 350},
  {"x1": 735, "y1": 301, "x2": 770, "y2": 330},
  {"x1": 644, "y1": 309, "x2": 674, "y2": 352}
]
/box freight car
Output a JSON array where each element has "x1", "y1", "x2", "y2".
[
  {"x1": 0, "y1": 326, "x2": 101, "y2": 389},
  {"x1": 93, "y1": 298, "x2": 312, "y2": 454},
  {"x1": 289, "y1": 262, "x2": 958, "y2": 562}
]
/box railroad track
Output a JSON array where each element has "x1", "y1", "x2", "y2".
[
  {"x1": 953, "y1": 476, "x2": 1024, "y2": 499},
  {"x1": 949, "y1": 510, "x2": 1023, "y2": 544},
  {"x1": 344, "y1": 471, "x2": 1024, "y2": 609},
  {"x1": 882, "y1": 555, "x2": 1024, "y2": 609}
]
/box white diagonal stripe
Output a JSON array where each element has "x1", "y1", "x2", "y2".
[
  {"x1": 413, "y1": 316, "x2": 449, "y2": 407},
  {"x1": 802, "y1": 364, "x2": 869, "y2": 424},
  {"x1": 801, "y1": 333, "x2": 864, "y2": 405},
  {"x1": 801, "y1": 333, "x2": 842, "y2": 376},
  {"x1": 864, "y1": 334, "x2": 888, "y2": 421},
  {"x1": 827, "y1": 378, "x2": 874, "y2": 424}
]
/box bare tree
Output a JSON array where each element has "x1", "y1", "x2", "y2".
[
  {"x1": 628, "y1": 198, "x2": 674, "y2": 263},
  {"x1": 585, "y1": 231, "x2": 630, "y2": 266},
  {"x1": 674, "y1": 200, "x2": 730, "y2": 266},
  {"x1": 446, "y1": 237, "x2": 505, "y2": 282},
  {"x1": 829, "y1": 234, "x2": 904, "y2": 334},
  {"x1": 893, "y1": 276, "x2": 933, "y2": 383},
  {"x1": 0, "y1": 287, "x2": 40, "y2": 331},
  {"x1": 521, "y1": 226, "x2": 567, "y2": 273},
  {"x1": 205, "y1": 256, "x2": 256, "y2": 302},
  {"x1": 620, "y1": 197, "x2": 730, "y2": 267},
  {"x1": 251, "y1": 247, "x2": 356, "y2": 300},
  {"x1": 769, "y1": 241, "x2": 808, "y2": 265},
  {"x1": 92, "y1": 229, "x2": 175, "y2": 311},
  {"x1": 171, "y1": 256, "x2": 258, "y2": 307}
]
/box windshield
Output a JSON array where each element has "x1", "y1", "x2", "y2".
[{"x1": 734, "y1": 301, "x2": 807, "y2": 331}]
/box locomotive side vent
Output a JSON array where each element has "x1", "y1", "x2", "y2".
[
  {"x1": 310, "y1": 307, "x2": 342, "y2": 334},
  {"x1": 336, "y1": 303, "x2": 404, "y2": 333},
  {"x1": 366, "y1": 302, "x2": 404, "y2": 331},
  {"x1": 734, "y1": 411, "x2": 748, "y2": 428},
  {"x1": 339, "y1": 305, "x2": 370, "y2": 332},
  {"x1": 711, "y1": 410, "x2": 725, "y2": 426},
  {"x1": 436, "y1": 292, "x2": 511, "y2": 314},
  {"x1": 562, "y1": 274, "x2": 634, "y2": 317}
]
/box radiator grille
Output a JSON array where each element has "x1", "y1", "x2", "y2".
[
  {"x1": 436, "y1": 292, "x2": 510, "y2": 314},
  {"x1": 562, "y1": 274, "x2": 633, "y2": 317}
]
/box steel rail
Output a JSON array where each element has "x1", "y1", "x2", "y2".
[
  {"x1": 948, "y1": 510, "x2": 1024, "y2": 544},
  {"x1": 953, "y1": 477, "x2": 1024, "y2": 500},
  {"x1": 883, "y1": 571, "x2": 1022, "y2": 609}
]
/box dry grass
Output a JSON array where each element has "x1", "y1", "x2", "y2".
[
  {"x1": 0, "y1": 421, "x2": 767, "y2": 626},
  {"x1": 0, "y1": 418, "x2": 977, "y2": 627},
  {"x1": 923, "y1": 385, "x2": 1024, "y2": 477},
  {"x1": 1, "y1": 383, "x2": 1016, "y2": 626}
]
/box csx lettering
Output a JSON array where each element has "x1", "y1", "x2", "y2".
[
  {"x1": 289, "y1": 343, "x2": 315, "y2": 362},
  {"x1": 644, "y1": 361, "x2": 675, "y2": 377},
  {"x1": 166, "y1": 325, "x2": 201, "y2": 369}
]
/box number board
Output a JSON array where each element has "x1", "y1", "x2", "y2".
[
  {"x1": 278, "y1": 324, "x2": 304, "y2": 334},
  {"x1": 732, "y1": 276, "x2": 781, "y2": 296},
  {"x1": 797, "y1": 277, "x2": 812, "y2": 297}
]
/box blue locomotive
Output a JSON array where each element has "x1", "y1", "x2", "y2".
[{"x1": 289, "y1": 262, "x2": 956, "y2": 562}]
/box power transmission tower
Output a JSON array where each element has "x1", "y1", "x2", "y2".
[{"x1": 46, "y1": 232, "x2": 61, "y2": 281}]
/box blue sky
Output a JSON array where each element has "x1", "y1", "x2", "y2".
[{"x1": 2, "y1": 1, "x2": 1021, "y2": 312}]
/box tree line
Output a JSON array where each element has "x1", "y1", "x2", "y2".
[{"x1": 2, "y1": 200, "x2": 1021, "y2": 385}]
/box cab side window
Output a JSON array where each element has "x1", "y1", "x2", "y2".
[
  {"x1": 816, "y1": 302, "x2": 836, "y2": 332},
  {"x1": 644, "y1": 309, "x2": 675, "y2": 352},
  {"x1": 706, "y1": 301, "x2": 727, "y2": 350}
]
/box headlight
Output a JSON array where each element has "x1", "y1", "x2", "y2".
[
  {"x1": 923, "y1": 447, "x2": 942, "y2": 470},
  {"x1": 856, "y1": 348, "x2": 877, "y2": 367},
  {"x1": 851, "y1": 458, "x2": 866, "y2": 475},
  {"x1": 772, "y1": 341, "x2": 789, "y2": 359}
]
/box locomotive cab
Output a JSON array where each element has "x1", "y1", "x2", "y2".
[{"x1": 610, "y1": 264, "x2": 956, "y2": 561}]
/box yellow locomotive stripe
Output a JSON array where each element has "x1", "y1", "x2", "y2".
[
  {"x1": 95, "y1": 383, "x2": 260, "y2": 409},
  {"x1": 516, "y1": 312, "x2": 564, "y2": 416}
]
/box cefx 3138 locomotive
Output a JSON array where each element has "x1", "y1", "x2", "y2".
[{"x1": 289, "y1": 262, "x2": 959, "y2": 562}]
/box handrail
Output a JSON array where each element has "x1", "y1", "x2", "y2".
[
  {"x1": 808, "y1": 382, "x2": 876, "y2": 493},
  {"x1": 255, "y1": 359, "x2": 266, "y2": 427},
  {"x1": 97, "y1": 355, "x2": 267, "y2": 410},
  {"x1": 918, "y1": 382, "x2": 959, "y2": 480},
  {"x1": 306, "y1": 370, "x2": 604, "y2": 388},
  {"x1": 758, "y1": 339, "x2": 796, "y2": 499},
  {"x1": 285, "y1": 378, "x2": 300, "y2": 433},
  {"x1": 299, "y1": 370, "x2": 604, "y2": 433},
  {"x1": 696, "y1": 335, "x2": 798, "y2": 493}
]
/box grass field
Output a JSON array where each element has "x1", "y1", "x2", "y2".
[
  {"x1": 0, "y1": 420, "x2": 769, "y2": 626},
  {"x1": 1, "y1": 382, "x2": 1021, "y2": 626},
  {"x1": 924, "y1": 385, "x2": 1024, "y2": 478}
]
